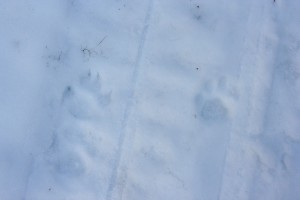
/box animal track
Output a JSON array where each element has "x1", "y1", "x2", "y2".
[
  {"x1": 201, "y1": 98, "x2": 227, "y2": 121},
  {"x1": 54, "y1": 151, "x2": 85, "y2": 178},
  {"x1": 189, "y1": 0, "x2": 202, "y2": 20},
  {"x1": 61, "y1": 69, "x2": 111, "y2": 119},
  {"x1": 44, "y1": 69, "x2": 112, "y2": 185},
  {"x1": 195, "y1": 76, "x2": 238, "y2": 122},
  {"x1": 79, "y1": 70, "x2": 111, "y2": 106}
]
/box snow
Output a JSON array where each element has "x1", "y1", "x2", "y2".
[{"x1": 0, "y1": 0, "x2": 300, "y2": 199}]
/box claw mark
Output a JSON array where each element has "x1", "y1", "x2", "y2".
[{"x1": 97, "y1": 36, "x2": 107, "y2": 47}]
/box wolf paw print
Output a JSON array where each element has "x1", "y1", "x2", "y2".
[
  {"x1": 61, "y1": 69, "x2": 111, "y2": 119},
  {"x1": 195, "y1": 76, "x2": 238, "y2": 122}
]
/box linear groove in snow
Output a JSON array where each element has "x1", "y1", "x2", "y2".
[
  {"x1": 106, "y1": 1, "x2": 154, "y2": 199},
  {"x1": 218, "y1": 1, "x2": 278, "y2": 199}
]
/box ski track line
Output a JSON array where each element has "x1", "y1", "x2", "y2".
[
  {"x1": 218, "y1": 1, "x2": 276, "y2": 199},
  {"x1": 105, "y1": 1, "x2": 154, "y2": 200}
]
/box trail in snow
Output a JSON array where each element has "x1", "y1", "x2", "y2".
[
  {"x1": 105, "y1": 1, "x2": 242, "y2": 199},
  {"x1": 219, "y1": 0, "x2": 273, "y2": 198},
  {"x1": 219, "y1": 0, "x2": 300, "y2": 199},
  {"x1": 247, "y1": 0, "x2": 300, "y2": 198},
  {"x1": 219, "y1": 0, "x2": 277, "y2": 198},
  {"x1": 106, "y1": 1, "x2": 154, "y2": 199},
  {"x1": 1, "y1": 0, "x2": 299, "y2": 199}
]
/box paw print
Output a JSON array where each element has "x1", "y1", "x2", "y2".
[
  {"x1": 61, "y1": 69, "x2": 111, "y2": 119},
  {"x1": 79, "y1": 70, "x2": 111, "y2": 106},
  {"x1": 195, "y1": 76, "x2": 238, "y2": 122},
  {"x1": 189, "y1": 0, "x2": 202, "y2": 20}
]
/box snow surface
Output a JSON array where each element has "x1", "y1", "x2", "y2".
[{"x1": 0, "y1": 0, "x2": 300, "y2": 199}]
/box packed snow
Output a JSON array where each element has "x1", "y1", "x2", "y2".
[{"x1": 0, "y1": 0, "x2": 300, "y2": 199}]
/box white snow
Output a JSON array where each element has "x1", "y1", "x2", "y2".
[{"x1": 0, "y1": 0, "x2": 300, "y2": 199}]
